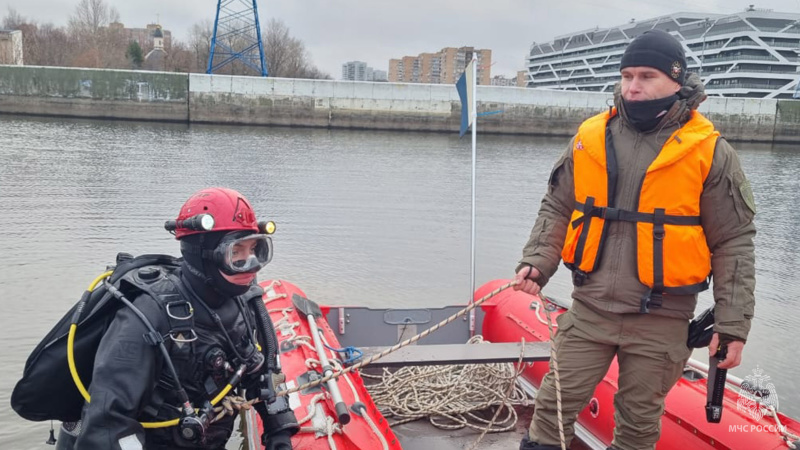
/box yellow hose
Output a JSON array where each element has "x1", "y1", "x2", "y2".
[
  {"x1": 69, "y1": 270, "x2": 235, "y2": 429},
  {"x1": 67, "y1": 323, "x2": 90, "y2": 402},
  {"x1": 68, "y1": 271, "x2": 113, "y2": 403},
  {"x1": 141, "y1": 418, "x2": 179, "y2": 428},
  {"x1": 211, "y1": 383, "x2": 234, "y2": 406},
  {"x1": 88, "y1": 271, "x2": 113, "y2": 292}
]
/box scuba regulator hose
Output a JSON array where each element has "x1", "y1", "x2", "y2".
[
  {"x1": 67, "y1": 272, "x2": 245, "y2": 431},
  {"x1": 249, "y1": 293, "x2": 279, "y2": 373},
  {"x1": 67, "y1": 271, "x2": 113, "y2": 402}
]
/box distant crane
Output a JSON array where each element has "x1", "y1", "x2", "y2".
[{"x1": 207, "y1": 0, "x2": 268, "y2": 76}]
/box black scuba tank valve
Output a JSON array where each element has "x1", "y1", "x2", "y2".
[{"x1": 205, "y1": 347, "x2": 227, "y2": 372}]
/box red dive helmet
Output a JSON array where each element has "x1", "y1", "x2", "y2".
[
  {"x1": 166, "y1": 187, "x2": 277, "y2": 275},
  {"x1": 169, "y1": 187, "x2": 259, "y2": 239}
]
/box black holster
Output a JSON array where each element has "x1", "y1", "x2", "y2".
[{"x1": 687, "y1": 306, "x2": 715, "y2": 348}]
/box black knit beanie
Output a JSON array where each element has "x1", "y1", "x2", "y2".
[{"x1": 620, "y1": 29, "x2": 686, "y2": 85}]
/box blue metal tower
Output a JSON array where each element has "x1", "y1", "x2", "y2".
[{"x1": 207, "y1": 0, "x2": 268, "y2": 76}]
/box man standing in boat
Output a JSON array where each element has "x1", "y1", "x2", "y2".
[{"x1": 514, "y1": 30, "x2": 756, "y2": 450}]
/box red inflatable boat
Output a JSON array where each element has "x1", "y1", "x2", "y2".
[
  {"x1": 249, "y1": 279, "x2": 401, "y2": 450},
  {"x1": 477, "y1": 279, "x2": 800, "y2": 450},
  {"x1": 247, "y1": 278, "x2": 800, "y2": 450}
]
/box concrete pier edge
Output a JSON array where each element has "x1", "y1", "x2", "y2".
[{"x1": 0, "y1": 65, "x2": 797, "y2": 143}]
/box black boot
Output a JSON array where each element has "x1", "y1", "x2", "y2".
[{"x1": 519, "y1": 433, "x2": 566, "y2": 450}]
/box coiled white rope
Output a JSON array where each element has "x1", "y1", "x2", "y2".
[{"x1": 362, "y1": 336, "x2": 532, "y2": 437}]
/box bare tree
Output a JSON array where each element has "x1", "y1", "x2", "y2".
[
  {"x1": 68, "y1": 0, "x2": 118, "y2": 37},
  {"x1": 35, "y1": 24, "x2": 74, "y2": 67},
  {"x1": 2, "y1": 7, "x2": 25, "y2": 29},
  {"x1": 68, "y1": 0, "x2": 123, "y2": 68},
  {"x1": 164, "y1": 38, "x2": 194, "y2": 73},
  {"x1": 188, "y1": 20, "x2": 214, "y2": 73},
  {"x1": 24, "y1": 23, "x2": 75, "y2": 66},
  {"x1": 1, "y1": 8, "x2": 75, "y2": 67},
  {"x1": 263, "y1": 18, "x2": 328, "y2": 79}
]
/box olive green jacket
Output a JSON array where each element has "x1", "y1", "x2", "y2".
[{"x1": 519, "y1": 73, "x2": 756, "y2": 342}]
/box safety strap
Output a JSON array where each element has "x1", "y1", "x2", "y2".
[
  {"x1": 570, "y1": 202, "x2": 707, "y2": 313},
  {"x1": 567, "y1": 124, "x2": 619, "y2": 283},
  {"x1": 571, "y1": 201, "x2": 701, "y2": 228},
  {"x1": 572, "y1": 197, "x2": 595, "y2": 269},
  {"x1": 653, "y1": 208, "x2": 666, "y2": 298}
]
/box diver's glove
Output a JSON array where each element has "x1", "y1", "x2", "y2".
[{"x1": 262, "y1": 430, "x2": 293, "y2": 450}]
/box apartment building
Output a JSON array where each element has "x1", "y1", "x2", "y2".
[{"x1": 389, "y1": 47, "x2": 491, "y2": 85}]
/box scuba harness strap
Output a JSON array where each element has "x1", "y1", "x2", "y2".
[{"x1": 67, "y1": 258, "x2": 264, "y2": 440}]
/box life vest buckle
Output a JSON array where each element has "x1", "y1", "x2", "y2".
[
  {"x1": 639, "y1": 289, "x2": 663, "y2": 314},
  {"x1": 572, "y1": 269, "x2": 589, "y2": 287}
]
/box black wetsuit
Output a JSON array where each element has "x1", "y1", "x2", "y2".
[{"x1": 69, "y1": 265, "x2": 284, "y2": 450}]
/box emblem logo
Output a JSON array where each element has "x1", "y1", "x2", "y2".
[
  {"x1": 670, "y1": 61, "x2": 682, "y2": 79},
  {"x1": 737, "y1": 366, "x2": 779, "y2": 421},
  {"x1": 576, "y1": 140, "x2": 584, "y2": 151}
]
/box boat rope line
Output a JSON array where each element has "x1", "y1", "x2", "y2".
[
  {"x1": 212, "y1": 280, "x2": 563, "y2": 449},
  {"x1": 540, "y1": 293, "x2": 567, "y2": 450},
  {"x1": 211, "y1": 281, "x2": 391, "y2": 448},
  {"x1": 278, "y1": 280, "x2": 518, "y2": 397},
  {"x1": 465, "y1": 338, "x2": 529, "y2": 450},
  {"x1": 362, "y1": 334, "x2": 531, "y2": 440},
  {"x1": 764, "y1": 406, "x2": 800, "y2": 449},
  {"x1": 214, "y1": 280, "x2": 523, "y2": 405},
  {"x1": 531, "y1": 300, "x2": 560, "y2": 328}
]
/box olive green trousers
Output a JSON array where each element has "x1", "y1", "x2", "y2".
[{"x1": 527, "y1": 300, "x2": 691, "y2": 450}]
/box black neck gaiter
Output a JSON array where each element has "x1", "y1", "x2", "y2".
[
  {"x1": 622, "y1": 94, "x2": 678, "y2": 132},
  {"x1": 179, "y1": 233, "x2": 250, "y2": 308}
]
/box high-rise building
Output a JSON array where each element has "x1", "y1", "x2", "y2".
[
  {"x1": 341, "y1": 61, "x2": 385, "y2": 81},
  {"x1": 517, "y1": 70, "x2": 528, "y2": 87},
  {"x1": 372, "y1": 69, "x2": 388, "y2": 82},
  {"x1": 388, "y1": 47, "x2": 491, "y2": 85},
  {"x1": 0, "y1": 29, "x2": 23, "y2": 65},
  {"x1": 526, "y1": 8, "x2": 800, "y2": 98}
]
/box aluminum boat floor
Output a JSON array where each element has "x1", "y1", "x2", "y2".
[{"x1": 390, "y1": 405, "x2": 592, "y2": 450}]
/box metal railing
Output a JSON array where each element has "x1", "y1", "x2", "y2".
[
  {"x1": 702, "y1": 54, "x2": 778, "y2": 63},
  {"x1": 727, "y1": 66, "x2": 799, "y2": 73},
  {"x1": 766, "y1": 41, "x2": 800, "y2": 48},
  {"x1": 706, "y1": 82, "x2": 792, "y2": 89}
]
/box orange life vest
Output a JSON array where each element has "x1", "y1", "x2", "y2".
[{"x1": 561, "y1": 108, "x2": 718, "y2": 306}]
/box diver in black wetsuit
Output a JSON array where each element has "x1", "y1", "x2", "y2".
[{"x1": 59, "y1": 187, "x2": 298, "y2": 450}]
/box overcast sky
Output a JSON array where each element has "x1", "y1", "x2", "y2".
[{"x1": 3, "y1": 0, "x2": 799, "y2": 78}]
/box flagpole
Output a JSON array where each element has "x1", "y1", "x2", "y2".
[{"x1": 469, "y1": 53, "x2": 477, "y2": 337}]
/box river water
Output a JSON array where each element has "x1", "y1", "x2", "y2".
[{"x1": 0, "y1": 115, "x2": 798, "y2": 449}]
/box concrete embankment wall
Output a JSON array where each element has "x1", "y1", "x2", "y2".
[
  {"x1": 1, "y1": 65, "x2": 799, "y2": 142},
  {"x1": 187, "y1": 73, "x2": 611, "y2": 137},
  {"x1": 0, "y1": 65, "x2": 188, "y2": 121}
]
